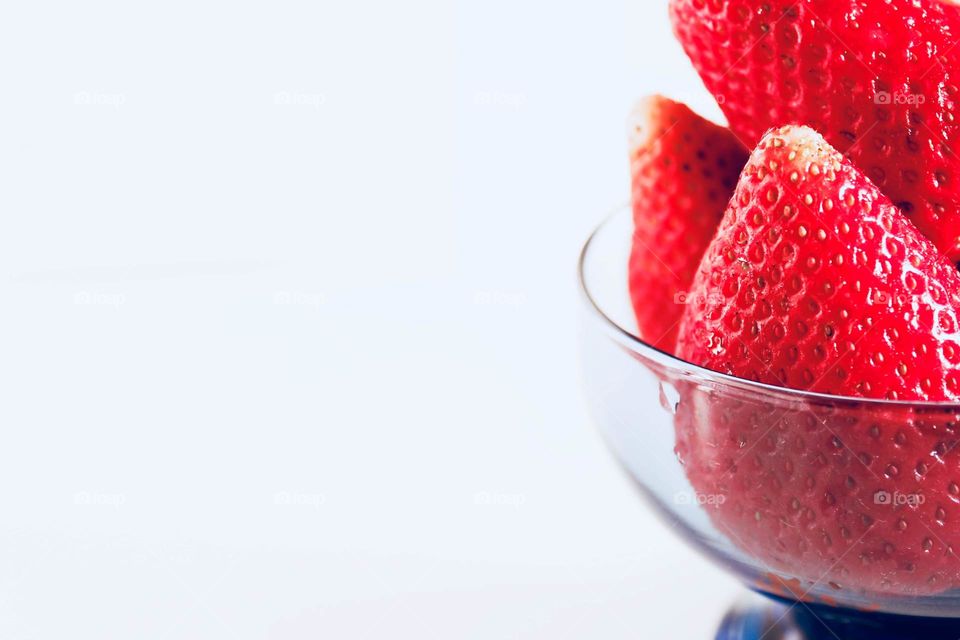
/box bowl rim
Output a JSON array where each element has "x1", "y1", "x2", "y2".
[{"x1": 577, "y1": 205, "x2": 960, "y2": 410}]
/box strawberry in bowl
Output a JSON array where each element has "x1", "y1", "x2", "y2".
[
  {"x1": 674, "y1": 125, "x2": 960, "y2": 595},
  {"x1": 627, "y1": 95, "x2": 748, "y2": 351},
  {"x1": 581, "y1": 0, "x2": 960, "y2": 630}
]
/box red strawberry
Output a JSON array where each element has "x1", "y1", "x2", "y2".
[
  {"x1": 669, "y1": 0, "x2": 960, "y2": 260},
  {"x1": 628, "y1": 95, "x2": 748, "y2": 351},
  {"x1": 677, "y1": 125, "x2": 960, "y2": 401},
  {"x1": 673, "y1": 126, "x2": 960, "y2": 594},
  {"x1": 674, "y1": 376, "x2": 960, "y2": 595}
]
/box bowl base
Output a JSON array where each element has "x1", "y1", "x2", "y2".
[{"x1": 717, "y1": 595, "x2": 960, "y2": 639}]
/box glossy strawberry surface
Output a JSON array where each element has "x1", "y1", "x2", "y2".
[
  {"x1": 676, "y1": 126, "x2": 960, "y2": 401},
  {"x1": 628, "y1": 95, "x2": 748, "y2": 351},
  {"x1": 670, "y1": 0, "x2": 960, "y2": 260},
  {"x1": 673, "y1": 125, "x2": 960, "y2": 594}
]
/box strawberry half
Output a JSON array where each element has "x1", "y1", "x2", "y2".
[
  {"x1": 628, "y1": 95, "x2": 748, "y2": 351},
  {"x1": 669, "y1": 0, "x2": 960, "y2": 260},
  {"x1": 673, "y1": 126, "x2": 960, "y2": 594}
]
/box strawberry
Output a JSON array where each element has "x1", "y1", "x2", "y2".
[
  {"x1": 673, "y1": 378, "x2": 960, "y2": 595},
  {"x1": 676, "y1": 125, "x2": 960, "y2": 401},
  {"x1": 673, "y1": 125, "x2": 960, "y2": 594},
  {"x1": 669, "y1": 0, "x2": 960, "y2": 261},
  {"x1": 628, "y1": 95, "x2": 748, "y2": 351}
]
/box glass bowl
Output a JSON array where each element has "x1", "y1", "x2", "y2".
[{"x1": 579, "y1": 206, "x2": 960, "y2": 637}]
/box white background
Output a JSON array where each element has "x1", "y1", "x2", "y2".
[{"x1": 0, "y1": 1, "x2": 739, "y2": 637}]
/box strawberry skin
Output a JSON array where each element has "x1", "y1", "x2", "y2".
[
  {"x1": 676, "y1": 125, "x2": 960, "y2": 401},
  {"x1": 628, "y1": 95, "x2": 748, "y2": 351},
  {"x1": 674, "y1": 378, "x2": 960, "y2": 595},
  {"x1": 669, "y1": 0, "x2": 960, "y2": 260},
  {"x1": 673, "y1": 126, "x2": 960, "y2": 594}
]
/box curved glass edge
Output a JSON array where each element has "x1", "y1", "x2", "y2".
[{"x1": 577, "y1": 206, "x2": 960, "y2": 411}]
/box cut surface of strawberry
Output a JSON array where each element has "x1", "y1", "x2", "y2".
[
  {"x1": 628, "y1": 95, "x2": 748, "y2": 352},
  {"x1": 669, "y1": 0, "x2": 960, "y2": 260},
  {"x1": 673, "y1": 125, "x2": 960, "y2": 595}
]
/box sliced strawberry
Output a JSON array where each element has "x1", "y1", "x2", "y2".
[
  {"x1": 673, "y1": 126, "x2": 960, "y2": 594},
  {"x1": 669, "y1": 0, "x2": 960, "y2": 260},
  {"x1": 628, "y1": 95, "x2": 748, "y2": 351}
]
